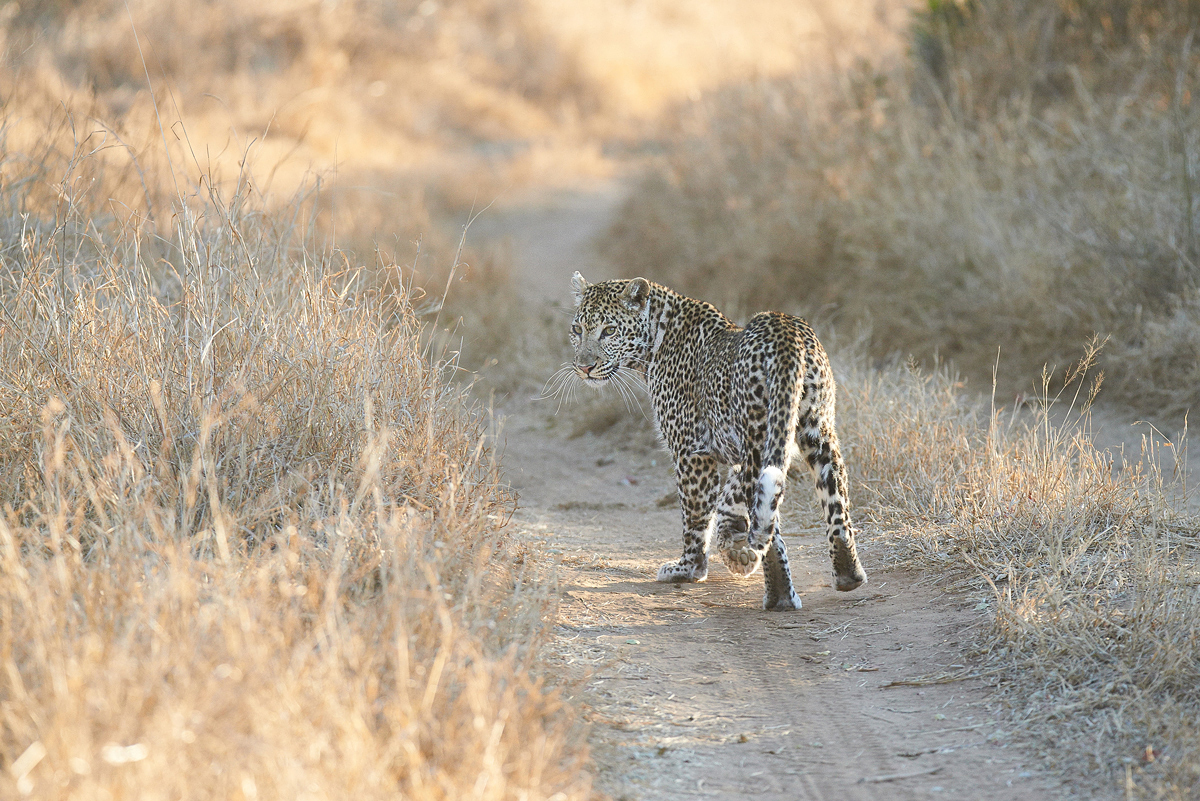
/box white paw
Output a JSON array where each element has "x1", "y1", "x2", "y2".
[
  {"x1": 656, "y1": 561, "x2": 707, "y2": 583},
  {"x1": 720, "y1": 535, "x2": 762, "y2": 578}
]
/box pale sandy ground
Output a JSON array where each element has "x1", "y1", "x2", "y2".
[
  {"x1": 463, "y1": 186, "x2": 1179, "y2": 800},
  {"x1": 503, "y1": 409, "x2": 1069, "y2": 801}
]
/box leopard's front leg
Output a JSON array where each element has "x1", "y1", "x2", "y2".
[
  {"x1": 657, "y1": 453, "x2": 719, "y2": 583},
  {"x1": 715, "y1": 465, "x2": 761, "y2": 577}
]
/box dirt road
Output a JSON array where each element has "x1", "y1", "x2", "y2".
[
  {"x1": 500, "y1": 404, "x2": 1070, "y2": 801},
  {"x1": 471, "y1": 187, "x2": 1115, "y2": 799}
]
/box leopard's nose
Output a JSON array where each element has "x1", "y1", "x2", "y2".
[{"x1": 581, "y1": 364, "x2": 594, "y2": 375}]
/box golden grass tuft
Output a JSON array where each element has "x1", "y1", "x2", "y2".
[{"x1": 0, "y1": 127, "x2": 590, "y2": 799}]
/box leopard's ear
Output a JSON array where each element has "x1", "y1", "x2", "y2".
[
  {"x1": 621, "y1": 277, "x2": 650, "y2": 310},
  {"x1": 571, "y1": 271, "x2": 589, "y2": 307}
]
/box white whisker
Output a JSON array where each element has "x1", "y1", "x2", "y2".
[
  {"x1": 537, "y1": 363, "x2": 587, "y2": 415},
  {"x1": 611, "y1": 367, "x2": 650, "y2": 420},
  {"x1": 537, "y1": 363, "x2": 575, "y2": 400}
]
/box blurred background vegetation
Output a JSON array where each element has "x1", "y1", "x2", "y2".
[
  {"x1": 0, "y1": 0, "x2": 901, "y2": 267},
  {"x1": 8, "y1": 0, "x2": 1196, "y2": 418}
]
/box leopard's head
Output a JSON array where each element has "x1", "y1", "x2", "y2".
[{"x1": 569, "y1": 271, "x2": 651, "y2": 387}]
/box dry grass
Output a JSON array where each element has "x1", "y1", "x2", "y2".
[
  {"x1": 603, "y1": 0, "x2": 1200, "y2": 418},
  {"x1": 1, "y1": 0, "x2": 906, "y2": 264},
  {"x1": 0, "y1": 123, "x2": 590, "y2": 799},
  {"x1": 13, "y1": 2, "x2": 1200, "y2": 797},
  {"x1": 834, "y1": 345, "x2": 1200, "y2": 799}
]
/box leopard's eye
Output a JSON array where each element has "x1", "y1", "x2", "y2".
[
  {"x1": 600, "y1": 325, "x2": 617, "y2": 337},
  {"x1": 571, "y1": 323, "x2": 582, "y2": 336}
]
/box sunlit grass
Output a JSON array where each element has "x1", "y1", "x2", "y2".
[{"x1": 0, "y1": 130, "x2": 589, "y2": 798}]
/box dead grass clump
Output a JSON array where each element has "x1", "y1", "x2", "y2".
[
  {"x1": 603, "y1": 0, "x2": 1200, "y2": 417},
  {"x1": 836, "y1": 349, "x2": 1200, "y2": 798},
  {"x1": 0, "y1": 142, "x2": 590, "y2": 798},
  {"x1": 1107, "y1": 288, "x2": 1200, "y2": 420}
]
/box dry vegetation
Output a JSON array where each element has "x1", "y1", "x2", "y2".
[
  {"x1": 0, "y1": 0, "x2": 586, "y2": 268},
  {"x1": 1, "y1": 0, "x2": 904, "y2": 270},
  {"x1": 604, "y1": 0, "x2": 1200, "y2": 419},
  {"x1": 834, "y1": 347, "x2": 1200, "y2": 799},
  {"x1": 0, "y1": 118, "x2": 592, "y2": 797},
  {"x1": 1, "y1": 3, "x2": 899, "y2": 796}
]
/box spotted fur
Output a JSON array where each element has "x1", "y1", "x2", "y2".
[{"x1": 568, "y1": 272, "x2": 867, "y2": 610}]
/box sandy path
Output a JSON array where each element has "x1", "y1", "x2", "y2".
[
  {"x1": 472, "y1": 187, "x2": 1114, "y2": 800},
  {"x1": 464, "y1": 184, "x2": 624, "y2": 300},
  {"x1": 500, "y1": 409, "x2": 1069, "y2": 800}
]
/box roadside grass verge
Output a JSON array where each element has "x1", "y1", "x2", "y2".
[
  {"x1": 836, "y1": 347, "x2": 1200, "y2": 800},
  {"x1": 0, "y1": 130, "x2": 591, "y2": 799}
]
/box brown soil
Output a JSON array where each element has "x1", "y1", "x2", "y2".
[{"x1": 473, "y1": 186, "x2": 1123, "y2": 800}]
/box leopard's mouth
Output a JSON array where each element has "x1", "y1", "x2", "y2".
[{"x1": 574, "y1": 364, "x2": 614, "y2": 386}]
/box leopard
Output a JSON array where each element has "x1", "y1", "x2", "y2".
[{"x1": 566, "y1": 272, "x2": 867, "y2": 610}]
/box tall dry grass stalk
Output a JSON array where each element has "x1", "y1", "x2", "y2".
[
  {"x1": 835, "y1": 346, "x2": 1200, "y2": 799},
  {"x1": 0, "y1": 122, "x2": 589, "y2": 799}
]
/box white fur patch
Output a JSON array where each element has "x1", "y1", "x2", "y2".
[{"x1": 758, "y1": 466, "x2": 785, "y2": 529}]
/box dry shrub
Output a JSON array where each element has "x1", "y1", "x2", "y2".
[
  {"x1": 603, "y1": 0, "x2": 1200, "y2": 417},
  {"x1": 912, "y1": 0, "x2": 1200, "y2": 117},
  {"x1": 0, "y1": 138, "x2": 590, "y2": 799},
  {"x1": 835, "y1": 346, "x2": 1200, "y2": 799}
]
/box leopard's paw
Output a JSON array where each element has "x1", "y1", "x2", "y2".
[
  {"x1": 720, "y1": 535, "x2": 762, "y2": 578},
  {"x1": 656, "y1": 560, "x2": 707, "y2": 583},
  {"x1": 714, "y1": 514, "x2": 749, "y2": 554},
  {"x1": 833, "y1": 564, "x2": 868, "y2": 592},
  {"x1": 763, "y1": 589, "x2": 802, "y2": 611}
]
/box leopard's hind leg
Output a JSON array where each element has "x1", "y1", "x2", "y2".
[
  {"x1": 717, "y1": 345, "x2": 806, "y2": 609},
  {"x1": 715, "y1": 465, "x2": 760, "y2": 576},
  {"x1": 720, "y1": 434, "x2": 802, "y2": 609},
  {"x1": 755, "y1": 465, "x2": 803, "y2": 610},
  {"x1": 797, "y1": 409, "x2": 868, "y2": 591}
]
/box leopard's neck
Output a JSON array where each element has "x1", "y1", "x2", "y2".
[{"x1": 643, "y1": 284, "x2": 737, "y2": 371}]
